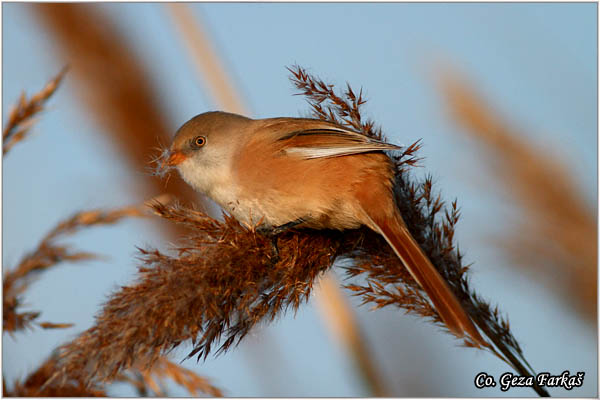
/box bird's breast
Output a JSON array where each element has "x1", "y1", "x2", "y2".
[{"x1": 209, "y1": 184, "x2": 266, "y2": 225}]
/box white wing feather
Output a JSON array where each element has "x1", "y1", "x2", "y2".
[
  {"x1": 284, "y1": 142, "x2": 402, "y2": 159},
  {"x1": 267, "y1": 119, "x2": 404, "y2": 160}
]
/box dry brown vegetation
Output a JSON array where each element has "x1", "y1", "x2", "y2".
[
  {"x1": 439, "y1": 71, "x2": 597, "y2": 321},
  {"x1": 166, "y1": 3, "x2": 248, "y2": 115},
  {"x1": 2, "y1": 67, "x2": 67, "y2": 155},
  {"x1": 288, "y1": 67, "x2": 548, "y2": 397},
  {"x1": 3, "y1": 203, "x2": 149, "y2": 333},
  {"x1": 33, "y1": 3, "x2": 200, "y2": 223},
  {"x1": 2, "y1": 71, "x2": 221, "y2": 397},
  {"x1": 6, "y1": 352, "x2": 222, "y2": 397}
]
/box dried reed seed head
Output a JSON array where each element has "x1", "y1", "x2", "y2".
[
  {"x1": 287, "y1": 65, "x2": 544, "y2": 390},
  {"x1": 48, "y1": 203, "x2": 349, "y2": 387},
  {"x1": 2, "y1": 66, "x2": 68, "y2": 154},
  {"x1": 2, "y1": 198, "x2": 166, "y2": 333},
  {"x1": 136, "y1": 357, "x2": 223, "y2": 397},
  {"x1": 6, "y1": 356, "x2": 106, "y2": 397}
]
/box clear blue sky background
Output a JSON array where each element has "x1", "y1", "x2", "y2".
[{"x1": 2, "y1": 2, "x2": 597, "y2": 397}]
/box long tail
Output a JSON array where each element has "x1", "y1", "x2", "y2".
[{"x1": 365, "y1": 210, "x2": 487, "y2": 347}]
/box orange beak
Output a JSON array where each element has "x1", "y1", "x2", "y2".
[{"x1": 162, "y1": 150, "x2": 188, "y2": 168}]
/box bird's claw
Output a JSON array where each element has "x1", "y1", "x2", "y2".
[{"x1": 256, "y1": 218, "x2": 306, "y2": 264}]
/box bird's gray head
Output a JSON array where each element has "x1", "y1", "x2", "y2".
[{"x1": 163, "y1": 111, "x2": 252, "y2": 194}]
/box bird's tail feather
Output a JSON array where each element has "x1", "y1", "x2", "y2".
[{"x1": 366, "y1": 210, "x2": 487, "y2": 347}]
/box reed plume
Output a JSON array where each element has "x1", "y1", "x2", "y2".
[
  {"x1": 3, "y1": 194, "x2": 222, "y2": 397},
  {"x1": 49, "y1": 202, "x2": 339, "y2": 384},
  {"x1": 289, "y1": 66, "x2": 548, "y2": 396},
  {"x1": 6, "y1": 352, "x2": 221, "y2": 397},
  {"x1": 2, "y1": 69, "x2": 219, "y2": 395},
  {"x1": 2, "y1": 68, "x2": 108, "y2": 333},
  {"x1": 5, "y1": 355, "x2": 106, "y2": 397},
  {"x1": 2, "y1": 67, "x2": 67, "y2": 155},
  {"x1": 44, "y1": 66, "x2": 548, "y2": 396},
  {"x1": 131, "y1": 355, "x2": 222, "y2": 396},
  {"x1": 3, "y1": 200, "x2": 157, "y2": 333}
]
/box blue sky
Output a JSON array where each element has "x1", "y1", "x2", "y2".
[{"x1": 2, "y1": 3, "x2": 597, "y2": 397}]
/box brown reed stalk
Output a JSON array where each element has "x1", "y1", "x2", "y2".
[
  {"x1": 439, "y1": 71, "x2": 597, "y2": 320},
  {"x1": 166, "y1": 6, "x2": 387, "y2": 395},
  {"x1": 32, "y1": 4, "x2": 200, "y2": 220},
  {"x1": 2, "y1": 67, "x2": 67, "y2": 155},
  {"x1": 45, "y1": 66, "x2": 548, "y2": 396},
  {"x1": 165, "y1": 3, "x2": 248, "y2": 115},
  {"x1": 315, "y1": 276, "x2": 387, "y2": 396}
]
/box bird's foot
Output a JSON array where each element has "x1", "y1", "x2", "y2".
[{"x1": 257, "y1": 219, "x2": 305, "y2": 264}]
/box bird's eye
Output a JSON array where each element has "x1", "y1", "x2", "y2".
[{"x1": 192, "y1": 136, "x2": 206, "y2": 148}]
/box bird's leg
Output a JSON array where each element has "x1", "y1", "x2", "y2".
[
  {"x1": 271, "y1": 218, "x2": 306, "y2": 235},
  {"x1": 257, "y1": 218, "x2": 306, "y2": 263}
]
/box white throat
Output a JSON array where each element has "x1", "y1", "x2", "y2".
[{"x1": 176, "y1": 155, "x2": 242, "y2": 216}]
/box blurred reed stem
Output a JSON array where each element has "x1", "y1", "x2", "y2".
[
  {"x1": 32, "y1": 3, "x2": 202, "y2": 233},
  {"x1": 316, "y1": 274, "x2": 388, "y2": 396},
  {"x1": 439, "y1": 69, "x2": 597, "y2": 321},
  {"x1": 166, "y1": 3, "x2": 249, "y2": 115}
]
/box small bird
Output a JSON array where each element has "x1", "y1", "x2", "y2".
[{"x1": 163, "y1": 111, "x2": 486, "y2": 346}]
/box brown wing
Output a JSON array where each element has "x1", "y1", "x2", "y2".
[{"x1": 257, "y1": 118, "x2": 403, "y2": 159}]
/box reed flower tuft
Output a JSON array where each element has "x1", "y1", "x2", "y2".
[
  {"x1": 2, "y1": 196, "x2": 171, "y2": 333},
  {"x1": 2, "y1": 67, "x2": 67, "y2": 155}
]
